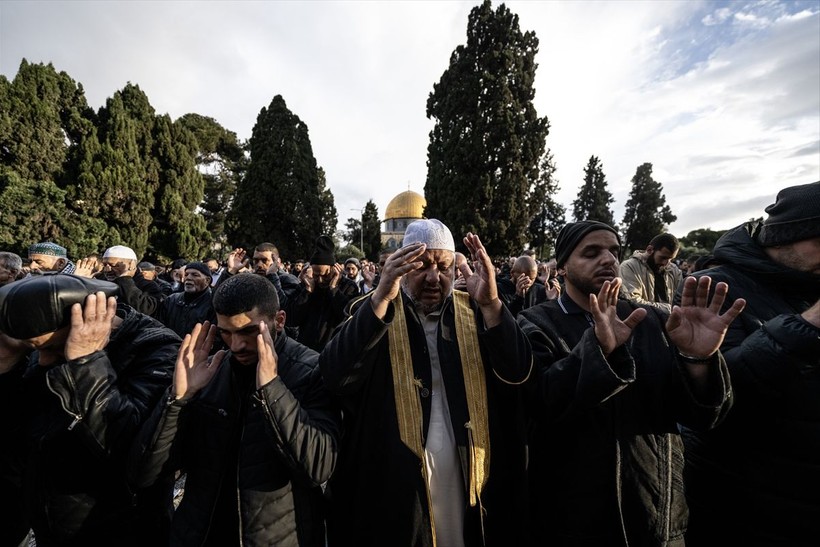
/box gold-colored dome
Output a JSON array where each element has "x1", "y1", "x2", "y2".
[{"x1": 384, "y1": 190, "x2": 426, "y2": 220}]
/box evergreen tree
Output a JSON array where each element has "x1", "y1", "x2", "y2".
[
  {"x1": 229, "y1": 95, "x2": 333, "y2": 260},
  {"x1": 362, "y1": 200, "x2": 381, "y2": 260},
  {"x1": 178, "y1": 113, "x2": 247, "y2": 256},
  {"x1": 147, "y1": 115, "x2": 209, "y2": 260},
  {"x1": 317, "y1": 167, "x2": 338, "y2": 241},
  {"x1": 622, "y1": 162, "x2": 677, "y2": 251},
  {"x1": 572, "y1": 155, "x2": 616, "y2": 225},
  {"x1": 425, "y1": 0, "x2": 550, "y2": 257},
  {"x1": 344, "y1": 217, "x2": 362, "y2": 253},
  {"x1": 680, "y1": 228, "x2": 727, "y2": 253},
  {"x1": 68, "y1": 84, "x2": 156, "y2": 256},
  {"x1": 0, "y1": 60, "x2": 95, "y2": 183},
  {"x1": 0, "y1": 169, "x2": 70, "y2": 255},
  {"x1": 527, "y1": 150, "x2": 565, "y2": 259}
]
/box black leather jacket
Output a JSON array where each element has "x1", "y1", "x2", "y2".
[
  {"x1": 129, "y1": 332, "x2": 341, "y2": 547},
  {"x1": 0, "y1": 304, "x2": 179, "y2": 546}
]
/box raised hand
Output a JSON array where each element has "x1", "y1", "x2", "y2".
[
  {"x1": 666, "y1": 276, "x2": 746, "y2": 359},
  {"x1": 461, "y1": 233, "x2": 498, "y2": 307},
  {"x1": 173, "y1": 322, "x2": 226, "y2": 400},
  {"x1": 546, "y1": 278, "x2": 561, "y2": 300},
  {"x1": 590, "y1": 278, "x2": 647, "y2": 356},
  {"x1": 63, "y1": 292, "x2": 118, "y2": 362},
  {"x1": 300, "y1": 265, "x2": 316, "y2": 293},
  {"x1": 74, "y1": 257, "x2": 100, "y2": 279},
  {"x1": 515, "y1": 274, "x2": 533, "y2": 297},
  {"x1": 256, "y1": 321, "x2": 278, "y2": 389},
  {"x1": 227, "y1": 248, "x2": 247, "y2": 274},
  {"x1": 328, "y1": 263, "x2": 343, "y2": 290},
  {"x1": 370, "y1": 243, "x2": 427, "y2": 319}
]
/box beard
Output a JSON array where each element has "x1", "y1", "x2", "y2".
[{"x1": 646, "y1": 254, "x2": 661, "y2": 273}]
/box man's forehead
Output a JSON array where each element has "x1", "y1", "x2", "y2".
[
  {"x1": 254, "y1": 250, "x2": 275, "y2": 259},
  {"x1": 421, "y1": 249, "x2": 455, "y2": 263},
  {"x1": 576, "y1": 230, "x2": 620, "y2": 251}
]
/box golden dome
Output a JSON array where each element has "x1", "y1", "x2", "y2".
[{"x1": 384, "y1": 190, "x2": 426, "y2": 220}]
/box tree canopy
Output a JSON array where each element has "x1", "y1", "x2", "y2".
[
  {"x1": 621, "y1": 162, "x2": 677, "y2": 251},
  {"x1": 572, "y1": 155, "x2": 616, "y2": 226},
  {"x1": 425, "y1": 0, "x2": 550, "y2": 257}
]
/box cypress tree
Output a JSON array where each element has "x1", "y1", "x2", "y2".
[
  {"x1": 572, "y1": 155, "x2": 616, "y2": 226},
  {"x1": 68, "y1": 84, "x2": 156, "y2": 256},
  {"x1": 230, "y1": 94, "x2": 334, "y2": 259},
  {"x1": 425, "y1": 0, "x2": 550, "y2": 257},
  {"x1": 361, "y1": 200, "x2": 381, "y2": 260},
  {"x1": 621, "y1": 162, "x2": 676, "y2": 251},
  {"x1": 527, "y1": 150, "x2": 565, "y2": 259},
  {"x1": 147, "y1": 115, "x2": 209, "y2": 260},
  {"x1": 177, "y1": 113, "x2": 247, "y2": 256}
]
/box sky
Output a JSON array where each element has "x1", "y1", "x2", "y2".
[{"x1": 1, "y1": 0, "x2": 818, "y2": 242}]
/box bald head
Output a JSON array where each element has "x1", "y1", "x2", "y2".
[{"x1": 512, "y1": 256, "x2": 537, "y2": 282}]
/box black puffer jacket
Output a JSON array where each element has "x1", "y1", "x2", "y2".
[
  {"x1": 680, "y1": 222, "x2": 820, "y2": 547},
  {"x1": 0, "y1": 304, "x2": 179, "y2": 547},
  {"x1": 129, "y1": 332, "x2": 340, "y2": 547}
]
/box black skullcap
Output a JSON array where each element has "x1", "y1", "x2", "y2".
[
  {"x1": 170, "y1": 258, "x2": 187, "y2": 270},
  {"x1": 137, "y1": 261, "x2": 156, "y2": 272},
  {"x1": 555, "y1": 221, "x2": 621, "y2": 268},
  {"x1": 309, "y1": 236, "x2": 336, "y2": 266},
  {"x1": 757, "y1": 181, "x2": 820, "y2": 247},
  {"x1": 0, "y1": 275, "x2": 119, "y2": 339},
  {"x1": 184, "y1": 261, "x2": 212, "y2": 280}
]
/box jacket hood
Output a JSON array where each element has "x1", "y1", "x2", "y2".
[{"x1": 713, "y1": 222, "x2": 820, "y2": 291}]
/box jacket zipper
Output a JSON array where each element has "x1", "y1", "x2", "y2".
[{"x1": 45, "y1": 366, "x2": 83, "y2": 430}]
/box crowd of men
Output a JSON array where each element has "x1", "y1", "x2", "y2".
[{"x1": 0, "y1": 181, "x2": 817, "y2": 547}]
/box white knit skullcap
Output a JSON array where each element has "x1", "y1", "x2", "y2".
[
  {"x1": 103, "y1": 245, "x2": 138, "y2": 261},
  {"x1": 402, "y1": 219, "x2": 455, "y2": 252}
]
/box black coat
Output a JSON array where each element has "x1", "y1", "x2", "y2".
[
  {"x1": 159, "y1": 289, "x2": 215, "y2": 338},
  {"x1": 319, "y1": 292, "x2": 533, "y2": 547},
  {"x1": 518, "y1": 294, "x2": 732, "y2": 547},
  {"x1": 129, "y1": 332, "x2": 341, "y2": 547},
  {"x1": 287, "y1": 276, "x2": 360, "y2": 351},
  {"x1": 679, "y1": 222, "x2": 820, "y2": 547},
  {"x1": 0, "y1": 304, "x2": 179, "y2": 547}
]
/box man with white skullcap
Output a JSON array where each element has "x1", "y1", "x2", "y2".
[
  {"x1": 77, "y1": 245, "x2": 165, "y2": 317},
  {"x1": 320, "y1": 219, "x2": 533, "y2": 546}
]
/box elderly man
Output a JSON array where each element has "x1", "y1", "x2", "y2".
[
  {"x1": 27, "y1": 241, "x2": 75, "y2": 275},
  {"x1": 0, "y1": 252, "x2": 23, "y2": 287},
  {"x1": 518, "y1": 220, "x2": 744, "y2": 546},
  {"x1": 497, "y1": 255, "x2": 555, "y2": 317},
  {"x1": 0, "y1": 275, "x2": 179, "y2": 546},
  {"x1": 320, "y1": 219, "x2": 533, "y2": 546},
  {"x1": 158, "y1": 261, "x2": 215, "y2": 338},
  {"x1": 680, "y1": 181, "x2": 820, "y2": 547}
]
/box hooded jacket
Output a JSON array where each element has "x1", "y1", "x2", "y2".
[{"x1": 680, "y1": 222, "x2": 820, "y2": 547}]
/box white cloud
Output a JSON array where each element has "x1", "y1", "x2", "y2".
[{"x1": 1, "y1": 0, "x2": 817, "y2": 251}]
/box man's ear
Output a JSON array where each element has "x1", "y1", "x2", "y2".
[
  {"x1": 645, "y1": 245, "x2": 655, "y2": 255},
  {"x1": 557, "y1": 267, "x2": 567, "y2": 277},
  {"x1": 56, "y1": 258, "x2": 67, "y2": 269},
  {"x1": 274, "y1": 310, "x2": 286, "y2": 333}
]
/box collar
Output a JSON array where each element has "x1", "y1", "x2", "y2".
[{"x1": 558, "y1": 291, "x2": 595, "y2": 327}]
